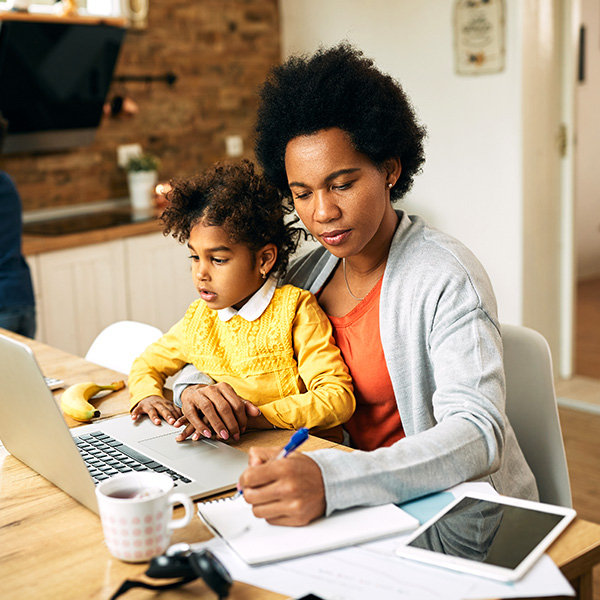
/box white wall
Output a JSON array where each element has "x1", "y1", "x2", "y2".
[
  {"x1": 279, "y1": 0, "x2": 525, "y2": 325},
  {"x1": 575, "y1": 0, "x2": 600, "y2": 280}
]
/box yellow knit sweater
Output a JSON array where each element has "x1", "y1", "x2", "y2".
[{"x1": 128, "y1": 285, "x2": 355, "y2": 430}]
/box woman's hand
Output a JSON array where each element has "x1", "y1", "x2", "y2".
[
  {"x1": 174, "y1": 382, "x2": 262, "y2": 442},
  {"x1": 130, "y1": 395, "x2": 182, "y2": 425},
  {"x1": 238, "y1": 447, "x2": 326, "y2": 526}
]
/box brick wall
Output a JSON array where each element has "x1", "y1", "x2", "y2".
[{"x1": 0, "y1": 0, "x2": 280, "y2": 211}]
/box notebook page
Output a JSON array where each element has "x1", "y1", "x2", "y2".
[{"x1": 197, "y1": 495, "x2": 419, "y2": 565}]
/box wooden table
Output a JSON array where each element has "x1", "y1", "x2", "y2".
[{"x1": 1, "y1": 331, "x2": 599, "y2": 600}]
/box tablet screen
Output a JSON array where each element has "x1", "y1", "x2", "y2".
[{"x1": 398, "y1": 494, "x2": 576, "y2": 581}]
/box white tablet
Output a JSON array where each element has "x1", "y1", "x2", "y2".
[{"x1": 395, "y1": 492, "x2": 576, "y2": 582}]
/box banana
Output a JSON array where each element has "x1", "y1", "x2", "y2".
[{"x1": 60, "y1": 380, "x2": 125, "y2": 422}]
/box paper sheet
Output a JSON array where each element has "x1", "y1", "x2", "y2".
[
  {"x1": 191, "y1": 483, "x2": 574, "y2": 599},
  {"x1": 203, "y1": 536, "x2": 476, "y2": 600},
  {"x1": 199, "y1": 532, "x2": 573, "y2": 600}
]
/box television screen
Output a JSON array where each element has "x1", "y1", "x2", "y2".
[{"x1": 0, "y1": 19, "x2": 125, "y2": 154}]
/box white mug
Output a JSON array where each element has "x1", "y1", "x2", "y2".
[{"x1": 96, "y1": 472, "x2": 193, "y2": 563}]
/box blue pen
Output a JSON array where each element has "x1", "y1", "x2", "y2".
[
  {"x1": 274, "y1": 427, "x2": 309, "y2": 459},
  {"x1": 234, "y1": 427, "x2": 309, "y2": 498}
]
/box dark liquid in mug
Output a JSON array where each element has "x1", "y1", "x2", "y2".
[
  {"x1": 106, "y1": 486, "x2": 163, "y2": 500},
  {"x1": 107, "y1": 488, "x2": 143, "y2": 499}
]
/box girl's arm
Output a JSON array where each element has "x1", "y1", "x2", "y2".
[
  {"x1": 257, "y1": 290, "x2": 355, "y2": 430},
  {"x1": 128, "y1": 318, "x2": 189, "y2": 410}
]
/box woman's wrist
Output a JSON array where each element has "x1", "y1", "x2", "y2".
[{"x1": 246, "y1": 412, "x2": 276, "y2": 430}]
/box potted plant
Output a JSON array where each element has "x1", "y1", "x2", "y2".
[{"x1": 126, "y1": 153, "x2": 160, "y2": 213}]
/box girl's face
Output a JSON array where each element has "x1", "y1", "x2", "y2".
[
  {"x1": 284, "y1": 127, "x2": 400, "y2": 259},
  {"x1": 188, "y1": 222, "x2": 274, "y2": 311}
]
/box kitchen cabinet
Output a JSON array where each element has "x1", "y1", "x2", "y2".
[
  {"x1": 32, "y1": 240, "x2": 128, "y2": 357},
  {"x1": 27, "y1": 232, "x2": 197, "y2": 357}
]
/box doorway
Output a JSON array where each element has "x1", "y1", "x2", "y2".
[
  {"x1": 573, "y1": 0, "x2": 600, "y2": 381},
  {"x1": 555, "y1": 0, "x2": 600, "y2": 410}
]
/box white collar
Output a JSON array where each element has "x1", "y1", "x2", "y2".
[{"x1": 217, "y1": 276, "x2": 277, "y2": 322}]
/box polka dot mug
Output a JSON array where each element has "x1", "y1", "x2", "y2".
[{"x1": 96, "y1": 471, "x2": 194, "y2": 563}]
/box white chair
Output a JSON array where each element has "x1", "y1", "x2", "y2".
[
  {"x1": 501, "y1": 323, "x2": 572, "y2": 507},
  {"x1": 85, "y1": 320, "x2": 163, "y2": 375}
]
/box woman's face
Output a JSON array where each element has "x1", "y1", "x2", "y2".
[{"x1": 284, "y1": 127, "x2": 400, "y2": 259}]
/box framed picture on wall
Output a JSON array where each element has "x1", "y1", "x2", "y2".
[{"x1": 453, "y1": 0, "x2": 506, "y2": 76}]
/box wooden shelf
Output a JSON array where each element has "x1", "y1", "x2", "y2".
[
  {"x1": 22, "y1": 217, "x2": 163, "y2": 256},
  {"x1": 0, "y1": 10, "x2": 126, "y2": 27}
]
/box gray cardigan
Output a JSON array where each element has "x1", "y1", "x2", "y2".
[
  {"x1": 282, "y1": 211, "x2": 537, "y2": 513},
  {"x1": 174, "y1": 211, "x2": 538, "y2": 513}
]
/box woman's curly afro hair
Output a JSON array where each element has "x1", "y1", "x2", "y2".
[
  {"x1": 255, "y1": 42, "x2": 427, "y2": 203},
  {"x1": 161, "y1": 159, "x2": 304, "y2": 277}
]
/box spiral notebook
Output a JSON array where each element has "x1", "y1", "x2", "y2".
[{"x1": 197, "y1": 494, "x2": 420, "y2": 565}]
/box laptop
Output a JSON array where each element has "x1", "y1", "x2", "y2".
[{"x1": 0, "y1": 333, "x2": 249, "y2": 514}]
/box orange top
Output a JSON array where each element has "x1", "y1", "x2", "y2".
[{"x1": 326, "y1": 278, "x2": 405, "y2": 451}]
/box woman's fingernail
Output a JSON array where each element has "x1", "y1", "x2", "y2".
[
  {"x1": 234, "y1": 433, "x2": 240, "y2": 441},
  {"x1": 220, "y1": 429, "x2": 229, "y2": 440},
  {"x1": 168, "y1": 417, "x2": 175, "y2": 424},
  {"x1": 203, "y1": 430, "x2": 212, "y2": 438},
  {"x1": 192, "y1": 432, "x2": 200, "y2": 440}
]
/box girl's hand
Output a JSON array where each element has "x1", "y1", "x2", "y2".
[
  {"x1": 174, "y1": 382, "x2": 261, "y2": 442},
  {"x1": 130, "y1": 395, "x2": 182, "y2": 426},
  {"x1": 238, "y1": 447, "x2": 326, "y2": 526}
]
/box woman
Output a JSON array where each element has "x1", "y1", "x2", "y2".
[{"x1": 176, "y1": 43, "x2": 538, "y2": 525}]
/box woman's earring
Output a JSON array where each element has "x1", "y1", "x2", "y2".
[
  {"x1": 388, "y1": 182, "x2": 393, "y2": 189},
  {"x1": 260, "y1": 271, "x2": 267, "y2": 279}
]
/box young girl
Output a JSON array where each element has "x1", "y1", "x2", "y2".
[{"x1": 128, "y1": 159, "x2": 355, "y2": 443}]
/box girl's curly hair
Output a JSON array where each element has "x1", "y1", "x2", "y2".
[
  {"x1": 161, "y1": 159, "x2": 305, "y2": 277},
  {"x1": 255, "y1": 42, "x2": 427, "y2": 204}
]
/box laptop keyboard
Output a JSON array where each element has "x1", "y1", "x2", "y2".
[{"x1": 73, "y1": 431, "x2": 192, "y2": 486}]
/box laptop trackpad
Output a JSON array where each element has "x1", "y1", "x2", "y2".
[{"x1": 138, "y1": 431, "x2": 218, "y2": 460}]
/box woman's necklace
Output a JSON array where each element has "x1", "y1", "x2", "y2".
[{"x1": 342, "y1": 258, "x2": 365, "y2": 302}]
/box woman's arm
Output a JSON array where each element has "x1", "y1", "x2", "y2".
[
  {"x1": 309, "y1": 301, "x2": 508, "y2": 513},
  {"x1": 240, "y1": 291, "x2": 535, "y2": 521},
  {"x1": 239, "y1": 309, "x2": 506, "y2": 522},
  {"x1": 171, "y1": 363, "x2": 215, "y2": 407}
]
